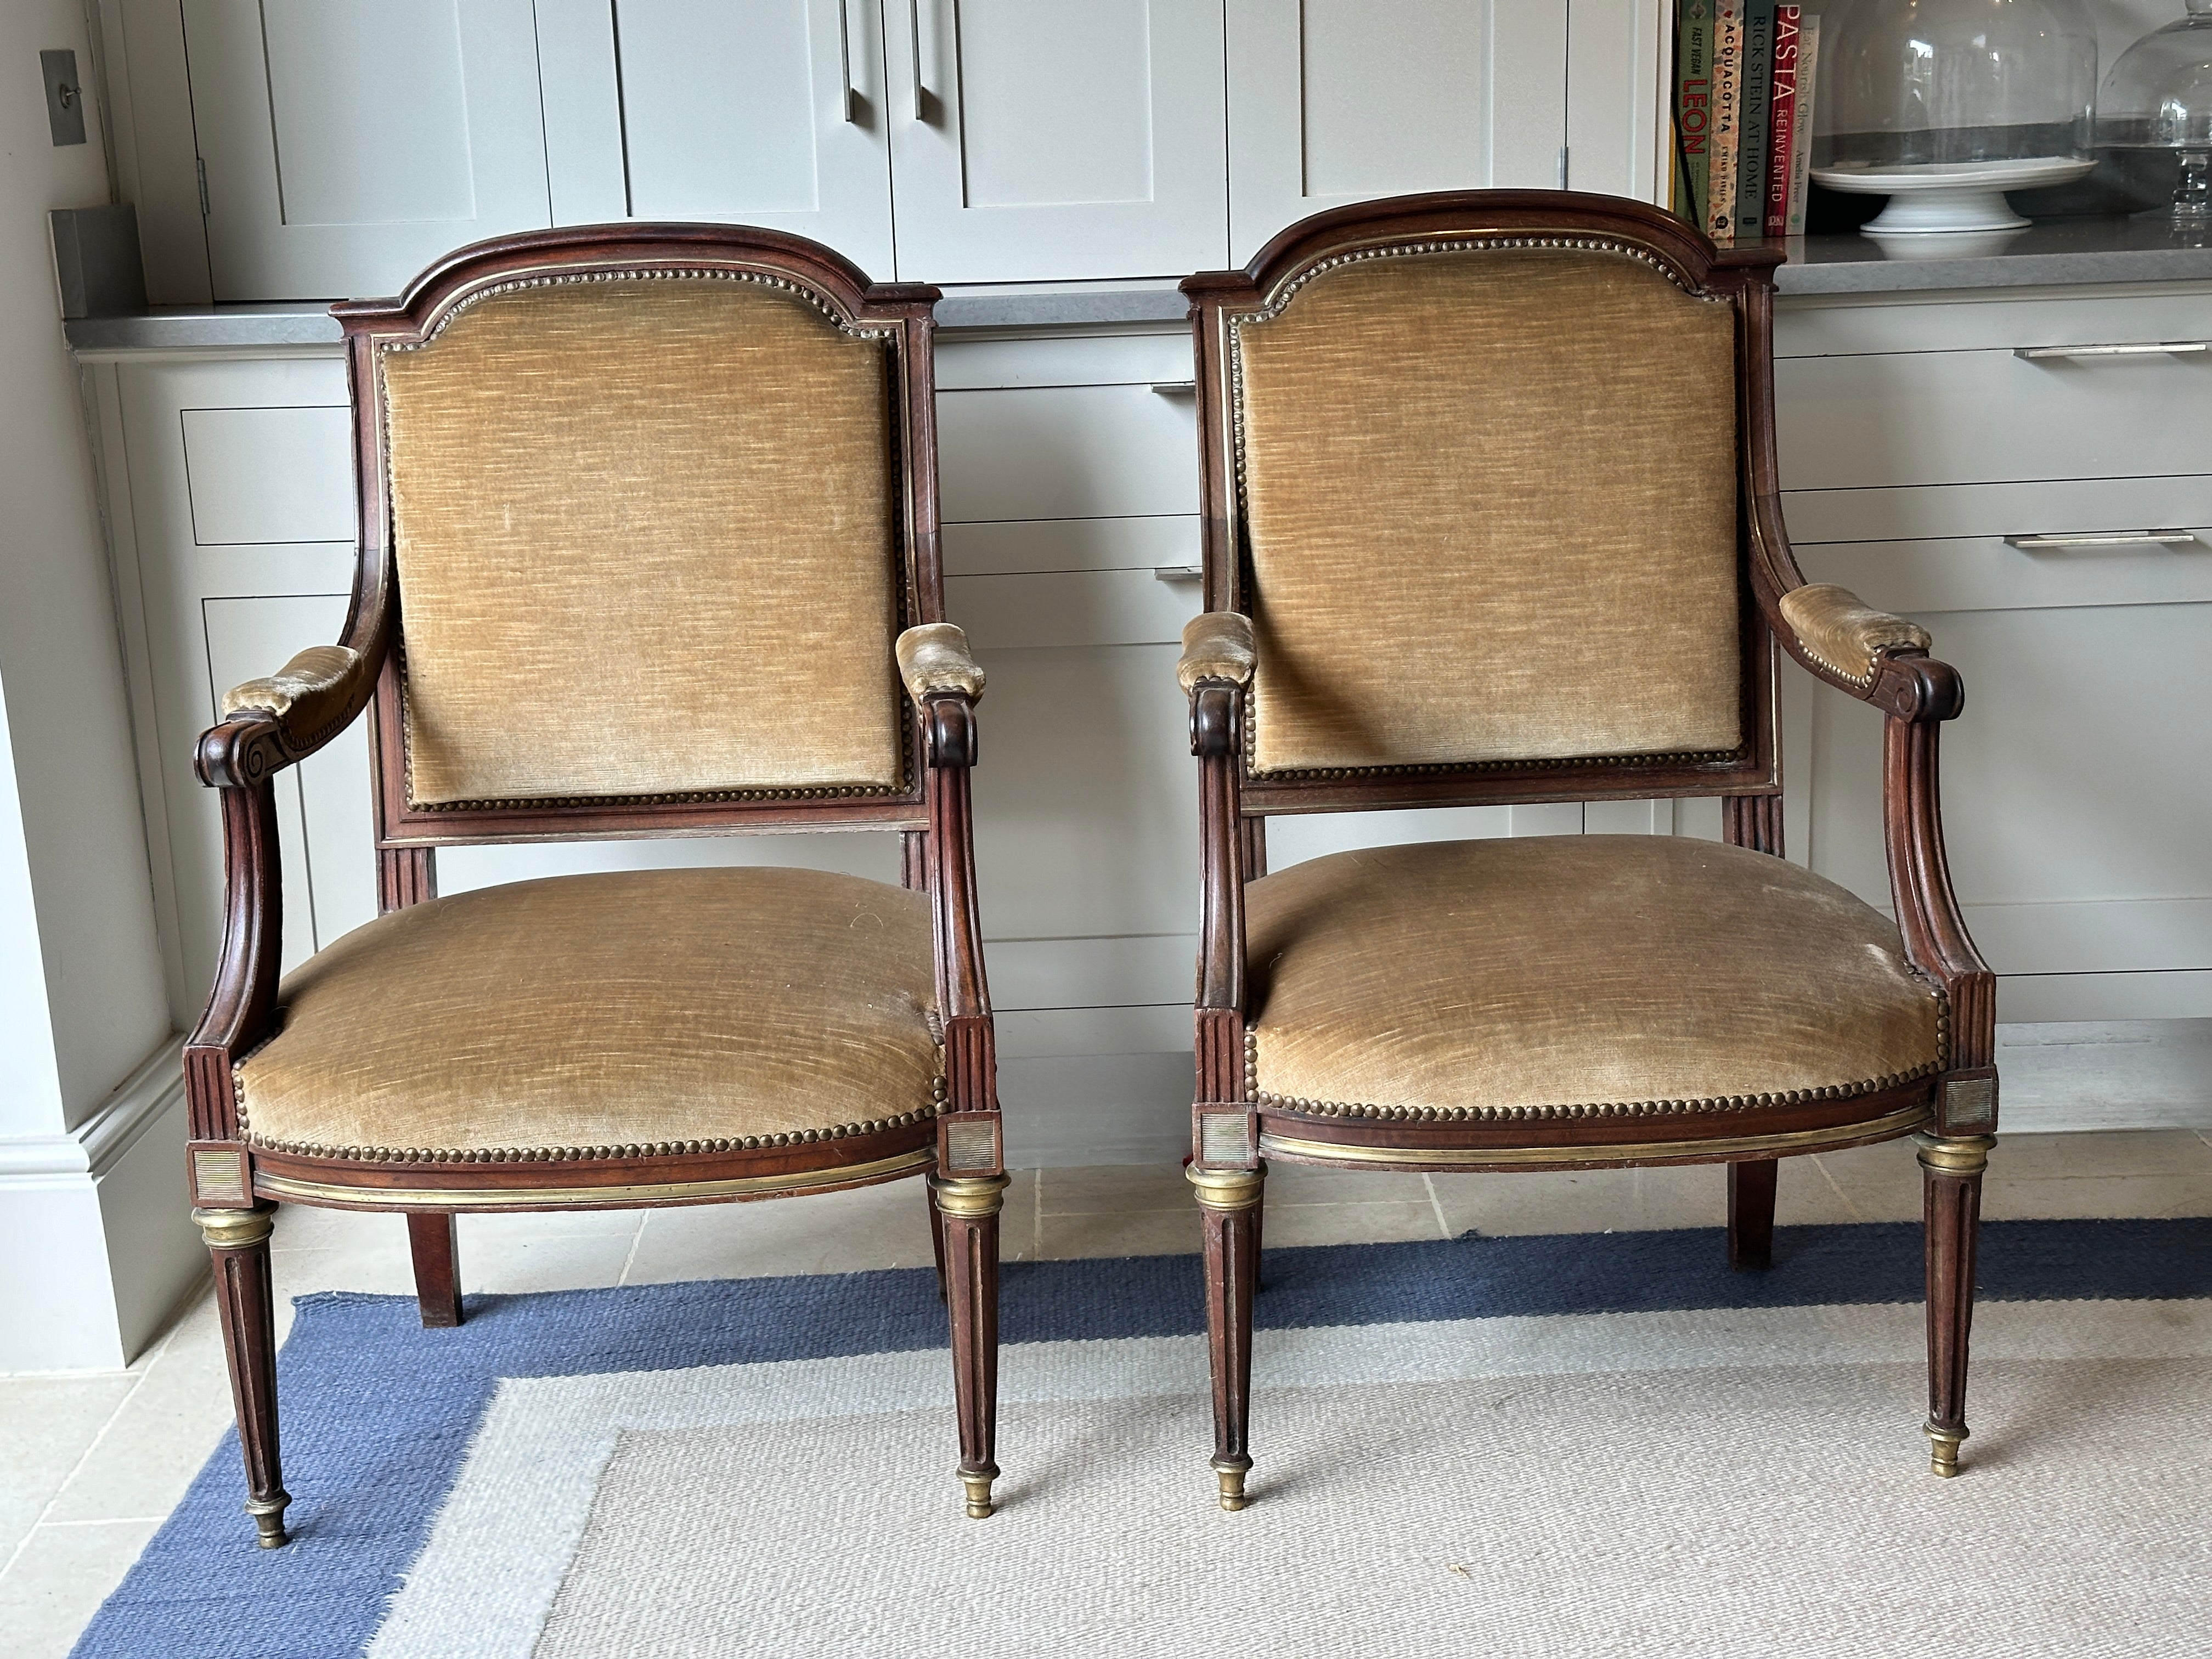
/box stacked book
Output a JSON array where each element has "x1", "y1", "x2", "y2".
[{"x1": 1670, "y1": 2, "x2": 1821, "y2": 242}]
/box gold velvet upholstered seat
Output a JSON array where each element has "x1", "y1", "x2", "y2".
[
  {"x1": 1174, "y1": 193, "x2": 2001, "y2": 1513},
  {"x1": 235, "y1": 869, "x2": 945, "y2": 1162},
  {"x1": 180, "y1": 225, "x2": 1015, "y2": 1549},
  {"x1": 1245, "y1": 837, "x2": 1943, "y2": 1124}
]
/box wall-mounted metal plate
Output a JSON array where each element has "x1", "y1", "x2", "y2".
[{"x1": 41, "y1": 49, "x2": 86, "y2": 146}]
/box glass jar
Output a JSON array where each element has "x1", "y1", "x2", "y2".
[
  {"x1": 2099, "y1": 1, "x2": 2212, "y2": 223},
  {"x1": 1812, "y1": 0, "x2": 2098, "y2": 233}
]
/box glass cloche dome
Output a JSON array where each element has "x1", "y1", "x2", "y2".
[
  {"x1": 2099, "y1": 2, "x2": 2212, "y2": 223},
  {"x1": 1813, "y1": 0, "x2": 2098, "y2": 234}
]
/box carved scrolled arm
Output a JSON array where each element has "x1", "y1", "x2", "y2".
[
  {"x1": 896, "y1": 622, "x2": 985, "y2": 703},
  {"x1": 1178, "y1": 610, "x2": 1256, "y2": 693}
]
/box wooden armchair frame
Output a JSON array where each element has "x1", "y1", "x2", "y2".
[
  {"x1": 1176, "y1": 192, "x2": 1997, "y2": 1508},
  {"x1": 183, "y1": 224, "x2": 1010, "y2": 1544}
]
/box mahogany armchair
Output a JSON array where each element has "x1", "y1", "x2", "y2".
[
  {"x1": 1175, "y1": 193, "x2": 1998, "y2": 1509},
  {"x1": 183, "y1": 225, "x2": 1011, "y2": 1545}
]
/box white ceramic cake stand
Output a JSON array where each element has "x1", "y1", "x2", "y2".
[{"x1": 1810, "y1": 157, "x2": 2097, "y2": 233}]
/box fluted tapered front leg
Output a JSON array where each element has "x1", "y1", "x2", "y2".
[
  {"x1": 931, "y1": 1172, "x2": 1009, "y2": 1516},
  {"x1": 1917, "y1": 1132, "x2": 1994, "y2": 1476},
  {"x1": 196, "y1": 1207, "x2": 290, "y2": 1547},
  {"x1": 1190, "y1": 1164, "x2": 1265, "y2": 1510}
]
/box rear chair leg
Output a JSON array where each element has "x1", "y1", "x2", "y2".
[
  {"x1": 195, "y1": 1207, "x2": 290, "y2": 1547},
  {"x1": 1727, "y1": 1158, "x2": 1778, "y2": 1270},
  {"x1": 1189, "y1": 1163, "x2": 1265, "y2": 1510},
  {"x1": 1918, "y1": 1133, "x2": 1995, "y2": 1476},
  {"x1": 931, "y1": 1172, "x2": 1009, "y2": 1517},
  {"x1": 407, "y1": 1212, "x2": 464, "y2": 1328}
]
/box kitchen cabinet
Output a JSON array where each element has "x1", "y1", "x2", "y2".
[
  {"x1": 114, "y1": 0, "x2": 1660, "y2": 298},
  {"x1": 176, "y1": 0, "x2": 550, "y2": 299}
]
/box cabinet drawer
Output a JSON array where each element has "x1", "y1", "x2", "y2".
[
  {"x1": 938, "y1": 382, "x2": 1199, "y2": 521},
  {"x1": 1802, "y1": 602, "x2": 2212, "y2": 982},
  {"x1": 181, "y1": 405, "x2": 354, "y2": 545},
  {"x1": 969, "y1": 642, "x2": 1196, "y2": 940},
  {"x1": 1801, "y1": 531, "x2": 2212, "y2": 614},
  {"x1": 944, "y1": 516, "x2": 1199, "y2": 577},
  {"x1": 1776, "y1": 346, "x2": 2212, "y2": 489},
  {"x1": 1784, "y1": 476, "x2": 2212, "y2": 546},
  {"x1": 1775, "y1": 289, "x2": 2212, "y2": 359},
  {"x1": 936, "y1": 331, "x2": 1192, "y2": 391},
  {"x1": 949, "y1": 566, "x2": 1199, "y2": 650}
]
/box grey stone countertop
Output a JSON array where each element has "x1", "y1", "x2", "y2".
[
  {"x1": 60, "y1": 218, "x2": 2212, "y2": 352},
  {"x1": 1773, "y1": 215, "x2": 2212, "y2": 294}
]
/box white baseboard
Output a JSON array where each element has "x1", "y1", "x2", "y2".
[
  {"x1": 0, "y1": 1036, "x2": 203, "y2": 1373},
  {"x1": 1996, "y1": 1019, "x2": 2212, "y2": 1132}
]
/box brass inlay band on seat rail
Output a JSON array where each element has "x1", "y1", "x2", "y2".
[
  {"x1": 1259, "y1": 1103, "x2": 1931, "y2": 1170},
  {"x1": 255, "y1": 1147, "x2": 935, "y2": 1210}
]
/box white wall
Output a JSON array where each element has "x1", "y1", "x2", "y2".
[{"x1": 0, "y1": 0, "x2": 199, "y2": 1370}]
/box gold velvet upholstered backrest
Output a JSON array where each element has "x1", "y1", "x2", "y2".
[
  {"x1": 1225, "y1": 239, "x2": 1745, "y2": 780},
  {"x1": 375, "y1": 273, "x2": 906, "y2": 809}
]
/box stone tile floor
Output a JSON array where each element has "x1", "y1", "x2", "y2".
[{"x1": 5, "y1": 1127, "x2": 2210, "y2": 1657}]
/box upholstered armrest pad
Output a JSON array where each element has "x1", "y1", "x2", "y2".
[
  {"x1": 1178, "y1": 611, "x2": 1256, "y2": 692},
  {"x1": 218, "y1": 645, "x2": 366, "y2": 743},
  {"x1": 896, "y1": 623, "x2": 985, "y2": 702},
  {"x1": 1777, "y1": 584, "x2": 1932, "y2": 685}
]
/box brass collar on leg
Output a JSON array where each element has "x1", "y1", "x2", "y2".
[
  {"x1": 1913, "y1": 1133, "x2": 1996, "y2": 1178},
  {"x1": 193, "y1": 1207, "x2": 275, "y2": 1250},
  {"x1": 1187, "y1": 1164, "x2": 1266, "y2": 1212},
  {"x1": 928, "y1": 1171, "x2": 1010, "y2": 1218}
]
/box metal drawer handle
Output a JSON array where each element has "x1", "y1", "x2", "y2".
[
  {"x1": 836, "y1": 0, "x2": 857, "y2": 123},
  {"x1": 908, "y1": 0, "x2": 927, "y2": 121},
  {"x1": 2015, "y1": 341, "x2": 2212, "y2": 360},
  {"x1": 1150, "y1": 380, "x2": 1197, "y2": 396},
  {"x1": 2005, "y1": 531, "x2": 2201, "y2": 550},
  {"x1": 1154, "y1": 565, "x2": 1204, "y2": 582}
]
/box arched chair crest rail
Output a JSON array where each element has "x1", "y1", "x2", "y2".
[
  {"x1": 182, "y1": 223, "x2": 1009, "y2": 1544},
  {"x1": 1172, "y1": 191, "x2": 1997, "y2": 1511}
]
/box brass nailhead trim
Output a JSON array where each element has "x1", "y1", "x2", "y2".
[
  {"x1": 239, "y1": 1034, "x2": 950, "y2": 1164},
  {"x1": 1244, "y1": 999, "x2": 1949, "y2": 1124}
]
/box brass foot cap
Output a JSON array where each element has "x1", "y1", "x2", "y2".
[
  {"x1": 1211, "y1": 1457, "x2": 1251, "y2": 1512},
  {"x1": 1925, "y1": 1423, "x2": 1967, "y2": 1479},
  {"x1": 958, "y1": 1464, "x2": 998, "y2": 1520},
  {"x1": 246, "y1": 1494, "x2": 291, "y2": 1548}
]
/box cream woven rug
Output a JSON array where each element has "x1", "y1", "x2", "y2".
[
  {"x1": 385, "y1": 1301, "x2": 2210, "y2": 1658},
  {"x1": 536, "y1": 1355, "x2": 2205, "y2": 1658},
  {"x1": 76, "y1": 1224, "x2": 2212, "y2": 1659}
]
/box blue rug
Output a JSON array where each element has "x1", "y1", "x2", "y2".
[{"x1": 72, "y1": 1219, "x2": 2212, "y2": 1659}]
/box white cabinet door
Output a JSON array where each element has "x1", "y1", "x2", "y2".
[
  {"x1": 181, "y1": 0, "x2": 550, "y2": 300},
  {"x1": 1225, "y1": 0, "x2": 1566, "y2": 262},
  {"x1": 884, "y1": 0, "x2": 1228, "y2": 281},
  {"x1": 535, "y1": 0, "x2": 897, "y2": 276}
]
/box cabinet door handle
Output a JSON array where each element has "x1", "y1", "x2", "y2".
[
  {"x1": 1154, "y1": 565, "x2": 1204, "y2": 582},
  {"x1": 2004, "y1": 531, "x2": 2201, "y2": 550},
  {"x1": 908, "y1": 0, "x2": 927, "y2": 121},
  {"x1": 2014, "y1": 341, "x2": 2212, "y2": 360},
  {"x1": 836, "y1": 0, "x2": 857, "y2": 122},
  {"x1": 1150, "y1": 380, "x2": 1197, "y2": 397}
]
